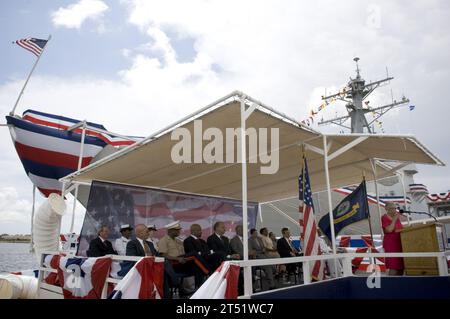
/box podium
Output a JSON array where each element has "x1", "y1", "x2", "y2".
[{"x1": 400, "y1": 223, "x2": 443, "y2": 276}]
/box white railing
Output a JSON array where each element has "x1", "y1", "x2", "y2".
[
  {"x1": 37, "y1": 251, "x2": 62, "y2": 299},
  {"x1": 37, "y1": 251, "x2": 450, "y2": 299},
  {"x1": 100, "y1": 254, "x2": 145, "y2": 299},
  {"x1": 236, "y1": 250, "x2": 450, "y2": 298},
  {"x1": 36, "y1": 252, "x2": 148, "y2": 299}
]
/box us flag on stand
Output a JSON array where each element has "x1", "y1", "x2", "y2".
[
  {"x1": 299, "y1": 156, "x2": 325, "y2": 281},
  {"x1": 15, "y1": 37, "x2": 48, "y2": 57}
]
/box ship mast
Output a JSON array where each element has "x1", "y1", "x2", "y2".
[{"x1": 318, "y1": 57, "x2": 410, "y2": 133}]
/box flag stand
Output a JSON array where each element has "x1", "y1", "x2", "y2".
[{"x1": 10, "y1": 35, "x2": 51, "y2": 116}]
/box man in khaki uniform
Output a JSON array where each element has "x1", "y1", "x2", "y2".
[
  {"x1": 158, "y1": 221, "x2": 185, "y2": 262},
  {"x1": 159, "y1": 221, "x2": 207, "y2": 290}
]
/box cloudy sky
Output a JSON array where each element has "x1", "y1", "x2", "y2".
[{"x1": 0, "y1": 0, "x2": 449, "y2": 234}]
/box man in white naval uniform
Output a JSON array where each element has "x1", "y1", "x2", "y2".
[
  {"x1": 114, "y1": 224, "x2": 133, "y2": 255},
  {"x1": 318, "y1": 233, "x2": 343, "y2": 278},
  {"x1": 147, "y1": 224, "x2": 159, "y2": 252}
]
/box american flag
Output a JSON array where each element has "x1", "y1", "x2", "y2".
[
  {"x1": 77, "y1": 181, "x2": 259, "y2": 257},
  {"x1": 299, "y1": 156, "x2": 325, "y2": 281},
  {"x1": 15, "y1": 37, "x2": 48, "y2": 57}
]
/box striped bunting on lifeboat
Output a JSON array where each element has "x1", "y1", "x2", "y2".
[{"x1": 6, "y1": 109, "x2": 141, "y2": 197}]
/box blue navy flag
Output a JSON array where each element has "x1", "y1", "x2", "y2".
[
  {"x1": 15, "y1": 37, "x2": 48, "y2": 57},
  {"x1": 318, "y1": 180, "x2": 369, "y2": 241}
]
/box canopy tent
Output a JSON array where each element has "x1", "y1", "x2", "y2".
[
  {"x1": 60, "y1": 91, "x2": 444, "y2": 297},
  {"x1": 61, "y1": 92, "x2": 443, "y2": 204}
]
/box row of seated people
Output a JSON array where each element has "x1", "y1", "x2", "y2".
[
  {"x1": 247, "y1": 227, "x2": 303, "y2": 289},
  {"x1": 87, "y1": 221, "x2": 302, "y2": 296}
]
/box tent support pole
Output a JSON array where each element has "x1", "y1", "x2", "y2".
[
  {"x1": 398, "y1": 171, "x2": 411, "y2": 226},
  {"x1": 323, "y1": 135, "x2": 338, "y2": 277},
  {"x1": 370, "y1": 159, "x2": 383, "y2": 234},
  {"x1": 240, "y1": 95, "x2": 252, "y2": 297},
  {"x1": 30, "y1": 185, "x2": 36, "y2": 253},
  {"x1": 70, "y1": 122, "x2": 86, "y2": 233}
]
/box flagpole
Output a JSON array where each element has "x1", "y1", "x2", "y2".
[
  {"x1": 30, "y1": 185, "x2": 36, "y2": 253},
  {"x1": 322, "y1": 135, "x2": 339, "y2": 278},
  {"x1": 363, "y1": 177, "x2": 375, "y2": 245},
  {"x1": 370, "y1": 159, "x2": 383, "y2": 234},
  {"x1": 362, "y1": 172, "x2": 376, "y2": 270},
  {"x1": 300, "y1": 145, "x2": 306, "y2": 250},
  {"x1": 10, "y1": 34, "x2": 52, "y2": 116}
]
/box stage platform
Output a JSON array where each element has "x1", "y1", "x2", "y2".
[{"x1": 251, "y1": 276, "x2": 450, "y2": 299}]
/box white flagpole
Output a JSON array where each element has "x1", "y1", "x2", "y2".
[
  {"x1": 323, "y1": 135, "x2": 339, "y2": 278},
  {"x1": 30, "y1": 185, "x2": 36, "y2": 253},
  {"x1": 70, "y1": 121, "x2": 87, "y2": 233},
  {"x1": 10, "y1": 35, "x2": 52, "y2": 116}
]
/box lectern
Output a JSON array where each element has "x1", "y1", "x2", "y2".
[{"x1": 400, "y1": 223, "x2": 444, "y2": 276}]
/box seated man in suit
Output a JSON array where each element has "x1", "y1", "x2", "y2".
[
  {"x1": 126, "y1": 224, "x2": 180, "y2": 298},
  {"x1": 87, "y1": 225, "x2": 117, "y2": 257},
  {"x1": 229, "y1": 225, "x2": 243, "y2": 259},
  {"x1": 159, "y1": 221, "x2": 208, "y2": 290},
  {"x1": 277, "y1": 227, "x2": 301, "y2": 258},
  {"x1": 207, "y1": 221, "x2": 240, "y2": 270},
  {"x1": 229, "y1": 224, "x2": 244, "y2": 295},
  {"x1": 248, "y1": 228, "x2": 276, "y2": 290},
  {"x1": 183, "y1": 224, "x2": 221, "y2": 272},
  {"x1": 277, "y1": 227, "x2": 301, "y2": 274},
  {"x1": 126, "y1": 224, "x2": 158, "y2": 256}
]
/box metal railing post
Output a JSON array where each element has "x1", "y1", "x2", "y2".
[
  {"x1": 438, "y1": 254, "x2": 449, "y2": 276},
  {"x1": 303, "y1": 261, "x2": 311, "y2": 284},
  {"x1": 342, "y1": 256, "x2": 353, "y2": 277}
]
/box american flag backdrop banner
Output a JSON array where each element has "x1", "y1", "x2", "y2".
[
  {"x1": 15, "y1": 37, "x2": 48, "y2": 57},
  {"x1": 77, "y1": 181, "x2": 259, "y2": 256},
  {"x1": 298, "y1": 157, "x2": 325, "y2": 281}
]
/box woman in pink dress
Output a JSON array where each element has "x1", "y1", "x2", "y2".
[{"x1": 381, "y1": 202, "x2": 404, "y2": 275}]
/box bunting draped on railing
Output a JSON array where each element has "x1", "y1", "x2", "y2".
[
  {"x1": 191, "y1": 261, "x2": 240, "y2": 299},
  {"x1": 109, "y1": 257, "x2": 164, "y2": 299},
  {"x1": 41, "y1": 254, "x2": 167, "y2": 299},
  {"x1": 409, "y1": 184, "x2": 429, "y2": 193},
  {"x1": 337, "y1": 235, "x2": 386, "y2": 273},
  {"x1": 427, "y1": 192, "x2": 450, "y2": 202}
]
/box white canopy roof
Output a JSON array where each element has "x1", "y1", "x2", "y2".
[{"x1": 62, "y1": 91, "x2": 444, "y2": 203}]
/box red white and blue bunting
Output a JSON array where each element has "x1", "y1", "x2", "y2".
[
  {"x1": 427, "y1": 192, "x2": 450, "y2": 202},
  {"x1": 409, "y1": 184, "x2": 429, "y2": 193}
]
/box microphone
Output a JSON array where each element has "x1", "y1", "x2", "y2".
[{"x1": 399, "y1": 209, "x2": 438, "y2": 222}]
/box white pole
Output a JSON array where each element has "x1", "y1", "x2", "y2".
[
  {"x1": 370, "y1": 159, "x2": 383, "y2": 234},
  {"x1": 69, "y1": 122, "x2": 86, "y2": 233},
  {"x1": 30, "y1": 185, "x2": 36, "y2": 253},
  {"x1": 323, "y1": 135, "x2": 337, "y2": 254},
  {"x1": 258, "y1": 203, "x2": 263, "y2": 224},
  {"x1": 240, "y1": 96, "x2": 252, "y2": 297},
  {"x1": 323, "y1": 135, "x2": 338, "y2": 278},
  {"x1": 399, "y1": 172, "x2": 411, "y2": 226},
  {"x1": 10, "y1": 35, "x2": 52, "y2": 115}
]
